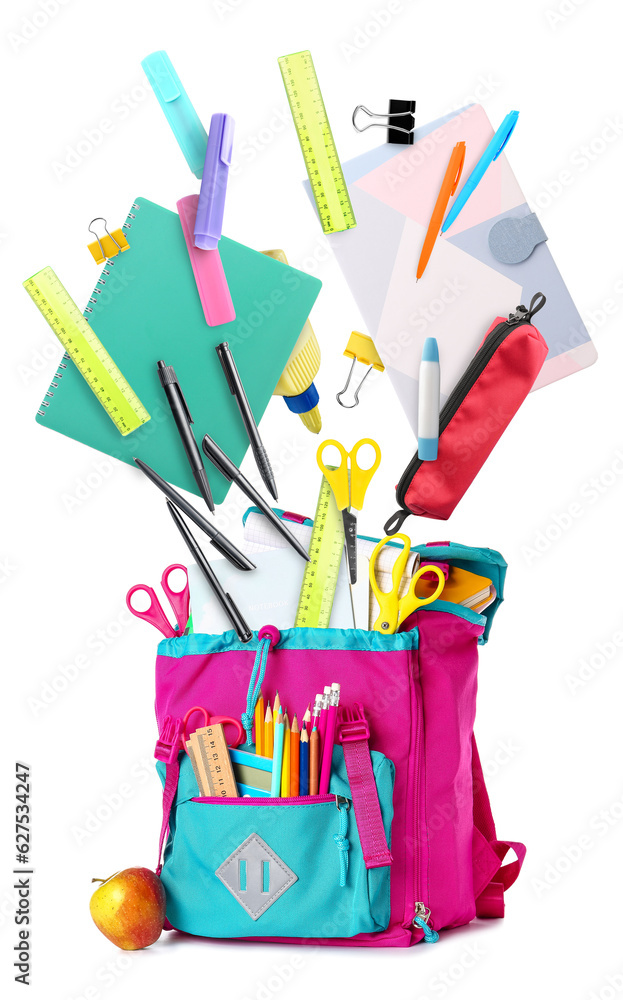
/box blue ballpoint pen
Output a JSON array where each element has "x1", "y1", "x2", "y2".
[{"x1": 441, "y1": 111, "x2": 519, "y2": 233}]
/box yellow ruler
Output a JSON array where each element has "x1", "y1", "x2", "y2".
[
  {"x1": 278, "y1": 49, "x2": 356, "y2": 235},
  {"x1": 23, "y1": 266, "x2": 150, "y2": 436},
  {"x1": 295, "y1": 472, "x2": 345, "y2": 628}
]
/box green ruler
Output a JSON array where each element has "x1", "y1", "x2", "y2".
[
  {"x1": 295, "y1": 472, "x2": 345, "y2": 628},
  {"x1": 278, "y1": 49, "x2": 356, "y2": 235},
  {"x1": 23, "y1": 266, "x2": 150, "y2": 436}
]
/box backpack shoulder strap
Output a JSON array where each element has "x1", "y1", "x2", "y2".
[{"x1": 471, "y1": 735, "x2": 526, "y2": 918}]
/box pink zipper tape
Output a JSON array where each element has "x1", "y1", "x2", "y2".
[{"x1": 177, "y1": 194, "x2": 235, "y2": 327}]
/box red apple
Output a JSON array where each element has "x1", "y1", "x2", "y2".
[{"x1": 89, "y1": 867, "x2": 166, "y2": 950}]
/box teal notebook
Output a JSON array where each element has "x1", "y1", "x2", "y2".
[{"x1": 36, "y1": 197, "x2": 322, "y2": 504}]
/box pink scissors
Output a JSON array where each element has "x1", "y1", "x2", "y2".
[
  {"x1": 182, "y1": 706, "x2": 245, "y2": 749},
  {"x1": 126, "y1": 564, "x2": 191, "y2": 638}
]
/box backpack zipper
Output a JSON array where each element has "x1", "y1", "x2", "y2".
[{"x1": 396, "y1": 303, "x2": 540, "y2": 510}]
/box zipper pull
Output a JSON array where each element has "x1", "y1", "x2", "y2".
[
  {"x1": 507, "y1": 305, "x2": 528, "y2": 324},
  {"x1": 413, "y1": 902, "x2": 439, "y2": 943},
  {"x1": 333, "y1": 796, "x2": 351, "y2": 888}
]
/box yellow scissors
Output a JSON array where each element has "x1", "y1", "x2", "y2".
[
  {"x1": 369, "y1": 534, "x2": 446, "y2": 633},
  {"x1": 317, "y1": 438, "x2": 381, "y2": 584}
]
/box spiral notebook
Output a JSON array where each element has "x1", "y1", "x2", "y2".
[{"x1": 35, "y1": 197, "x2": 322, "y2": 504}]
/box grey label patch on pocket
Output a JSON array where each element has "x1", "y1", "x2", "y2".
[
  {"x1": 488, "y1": 212, "x2": 548, "y2": 263},
  {"x1": 215, "y1": 833, "x2": 298, "y2": 920}
]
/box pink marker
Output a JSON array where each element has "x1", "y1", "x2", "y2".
[
  {"x1": 319, "y1": 683, "x2": 340, "y2": 794},
  {"x1": 177, "y1": 194, "x2": 235, "y2": 327}
]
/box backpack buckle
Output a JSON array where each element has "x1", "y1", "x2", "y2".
[
  {"x1": 155, "y1": 716, "x2": 183, "y2": 763},
  {"x1": 337, "y1": 702, "x2": 370, "y2": 743}
]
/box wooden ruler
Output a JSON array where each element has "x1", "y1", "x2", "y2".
[{"x1": 187, "y1": 725, "x2": 239, "y2": 798}]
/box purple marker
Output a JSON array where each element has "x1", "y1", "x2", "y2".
[{"x1": 194, "y1": 113, "x2": 235, "y2": 250}]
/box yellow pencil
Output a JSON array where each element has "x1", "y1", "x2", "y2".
[
  {"x1": 281, "y1": 713, "x2": 291, "y2": 797},
  {"x1": 254, "y1": 690, "x2": 264, "y2": 756},
  {"x1": 264, "y1": 704, "x2": 273, "y2": 758}
]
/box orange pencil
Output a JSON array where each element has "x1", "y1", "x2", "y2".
[
  {"x1": 264, "y1": 704, "x2": 273, "y2": 758},
  {"x1": 416, "y1": 141, "x2": 466, "y2": 280},
  {"x1": 309, "y1": 726, "x2": 320, "y2": 795},
  {"x1": 290, "y1": 716, "x2": 300, "y2": 797},
  {"x1": 254, "y1": 690, "x2": 264, "y2": 756}
]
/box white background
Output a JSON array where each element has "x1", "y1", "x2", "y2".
[{"x1": 3, "y1": 0, "x2": 623, "y2": 997}]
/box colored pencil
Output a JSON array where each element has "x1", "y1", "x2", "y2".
[
  {"x1": 273, "y1": 691, "x2": 281, "y2": 717},
  {"x1": 318, "y1": 686, "x2": 330, "y2": 755},
  {"x1": 290, "y1": 716, "x2": 300, "y2": 796},
  {"x1": 281, "y1": 713, "x2": 291, "y2": 797},
  {"x1": 302, "y1": 703, "x2": 311, "y2": 735},
  {"x1": 264, "y1": 704, "x2": 273, "y2": 759},
  {"x1": 271, "y1": 707, "x2": 285, "y2": 797},
  {"x1": 254, "y1": 690, "x2": 264, "y2": 756},
  {"x1": 309, "y1": 726, "x2": 320, "y2": 795},
  {"x1": 299, "y1": 729, "x2": 309, "y2": 796}
]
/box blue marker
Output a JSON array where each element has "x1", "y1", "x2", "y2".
[
  {"x1": 418, "y1": 338, "x2": 440, "y2": 461},
  {"x1": 441, "y1": 110, "x2": 519, "y2": 233}
]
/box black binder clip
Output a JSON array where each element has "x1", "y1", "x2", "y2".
[{"x1": 352, "y1": 100, "x2": 416, "y2": 145}]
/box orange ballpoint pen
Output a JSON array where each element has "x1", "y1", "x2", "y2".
[{"x1": 416, "y1": 141, "x2": 466, "y2": 281}]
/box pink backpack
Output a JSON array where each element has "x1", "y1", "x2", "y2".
[{"x1": 153, "y1": 541, "x2": 524, "y2": 946}]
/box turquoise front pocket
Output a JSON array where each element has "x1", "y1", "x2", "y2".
[{"x1": 157, "y1": 748, "x2": 394, "y2": 939}]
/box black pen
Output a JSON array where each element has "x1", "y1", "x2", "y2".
[
  {"x1": 216, "y1": 342, "x2": 278, "y2": 502},
  {"x1": 202, "y1": 433, "x2": 311, "y2": 563},
  {"x1": 133, "y1": 457, "x2": 255, "y2": 572},
  {"x1": 157, "y1": 360, "x2": 215, "y2": 512},
  {"x1": 166, "y1": 501, "x2": 253, "y2": 643}
]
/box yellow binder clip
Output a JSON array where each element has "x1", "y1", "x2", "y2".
[
  {"x1": 87, "y1": 218, "x2": 130, "y2": 264},
  {"x1": 336, "y1": 332, "x2": 385, "y2": 408}
]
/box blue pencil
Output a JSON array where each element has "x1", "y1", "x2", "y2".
[
  {"x1": 299, "y1": 729, "x2": 309, "y2": 796},
  {"x1": 270, "y1": 707, "x2": 285, "y2": 797}
]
